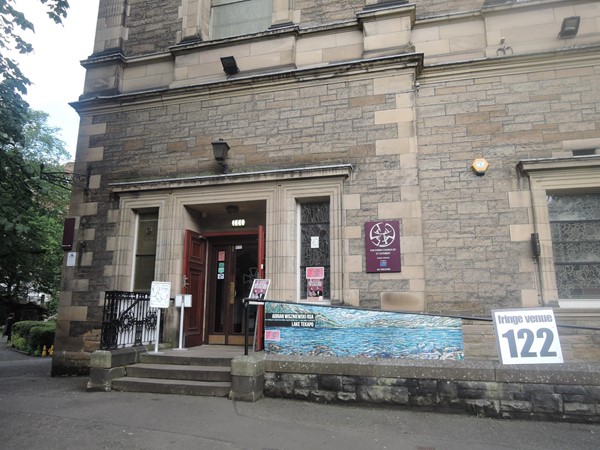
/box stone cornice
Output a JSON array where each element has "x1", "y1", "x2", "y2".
[
  {"x1": 70, "y1": 53, "x2": 423, "y2": 113},
  {"x1": 110, "y1": 164, "x2": 354, "y2": 193},
  {"x1": 481, "y1": 0, "x2": 589, "y2": 15},
  {"x1": 356, "y1": 1, "x2": 415, "y2": 24},
  {"x1": 169, "y1": 24, "x2": 301, "y2": 56},
  {"x1": 419, "y1": 45, "x2": 600, "y2": 83}
]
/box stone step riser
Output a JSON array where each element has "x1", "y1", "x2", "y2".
[
  {"x1": 139, "y1": 354, "x2": 233, "y2": 367},
  {"x1": 127, "y1": 366, "x2": 231, "y2": 382},
  {"x1": 112, "y1": 378, "x2": 230, "y2": 397}
]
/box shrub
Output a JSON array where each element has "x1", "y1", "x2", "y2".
[
  {"x1": 9, "y1": 320, "x2": 56, "y2": 355},
  {"x1": 29, "y1": 323, "x2": 56, "y2": 352}
]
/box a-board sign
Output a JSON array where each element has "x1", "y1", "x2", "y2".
[
  {"x1": 150, "y1": 281, "x2": 171, "y2": 308},
  {"x1": 492, "y1": 308, "x2": 563, "y2": 365},
  {"x1": 249, "y1": 279, "x2": 270, "y2": 300}
]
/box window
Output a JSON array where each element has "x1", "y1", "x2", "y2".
[
  {"x1": 211, "y1": 0, "x2": 272, "y2": 40},
  {"x1": 518, "y1": 154, "x2": 600, "y2": 307},
  {"x1": 133, "y1": 212, "x2": 158, "y2": 292},
  {"x1": 548, "y1": 193, "x2": 600, "y2": 299},
  {"x1": 299, "y1": 200, "x2": 330, "y2": 300}
]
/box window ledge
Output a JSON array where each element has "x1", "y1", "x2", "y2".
[
  {"x1": 558, "y1": 299, "x2": 600, "y2": 309},
  {"x1": 517, "y1": 155, "x2": 600, "y2": 173}
]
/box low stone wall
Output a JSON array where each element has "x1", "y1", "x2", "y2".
[
  {"x1": 262, "y1": 355, "x2": 600, "y2": 423},
  {"x1": 87, "y1": 346, "x2": 148, "y2": 391}
]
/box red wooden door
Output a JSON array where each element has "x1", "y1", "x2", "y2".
[{"x1": 183, "y1": 230, "x2": 206, "y2": 347}]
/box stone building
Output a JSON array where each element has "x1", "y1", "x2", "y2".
[{"x1": 53, "y1": 0, "x2": 600, "y2": 375}]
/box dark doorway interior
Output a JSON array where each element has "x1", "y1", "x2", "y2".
[{"x1": 207, "y1": 237, "x2": 258, "y2": 345}]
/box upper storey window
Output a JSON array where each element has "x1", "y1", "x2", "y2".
[{"x1": 211, "y1": 0, "x2": 272, "y2": 40}]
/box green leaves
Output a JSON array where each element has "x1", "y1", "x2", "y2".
[
  {"x1": 0, "y1": 111, "x2": 70, "y2": 304},
  {"x1": 0, "y1": 1, "x2": 70, "y2": 147},
  {"x1": 0, "y1": 1, "x2": 71, "y2": 305}
]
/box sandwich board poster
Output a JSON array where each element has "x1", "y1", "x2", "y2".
[{"x1": 249, "y1": 279, "x2": 270, "y2": 300}]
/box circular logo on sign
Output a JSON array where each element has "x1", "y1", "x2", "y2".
[{"x1": 369, "y1": 222, "x2": 396, "y2": 248}]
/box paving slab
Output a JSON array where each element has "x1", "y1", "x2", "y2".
[{"x1": 1, "y1": 340, "x2": 599, "y2": 450}]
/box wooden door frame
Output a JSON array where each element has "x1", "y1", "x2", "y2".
[{"x1": 203, "y1": 229, "x2": 261, "y2": 345}]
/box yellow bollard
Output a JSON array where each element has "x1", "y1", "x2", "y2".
[
  {"x1": 42, "y1": 345, "x2": 47, "y2": 357},
  {"x1": 49, "y1": 345, "x2": 54, "y2": 356}
]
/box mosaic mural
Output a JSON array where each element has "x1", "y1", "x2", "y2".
[{"x1": 264, "y1": 302, "x2": 464, "y2": 360}]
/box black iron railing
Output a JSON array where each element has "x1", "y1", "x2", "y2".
[{"x1": 100, "y1": 291, "x2": 160, "y2": 350}]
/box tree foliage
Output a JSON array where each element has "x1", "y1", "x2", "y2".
[
  {"x1": 1, "y1": 0, "x2": 69, "y2": 146},
  {"x1": 1, "y1": 1, "x2": 71, "y2": 309},
  {"x1": 0, "y1": 110, "x2": 71, "y2": 308}
]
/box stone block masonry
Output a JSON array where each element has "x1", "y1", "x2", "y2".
[
  {"x1": 416, "y1": 53, "x2": 600, "y2": 315},
  {"x1": 263, "y1": 354, "x2": 600, "y2": 423}
]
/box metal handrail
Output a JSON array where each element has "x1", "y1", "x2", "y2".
[{"x1": 100, "y1": 291, "x2": 161, "y2": 350}]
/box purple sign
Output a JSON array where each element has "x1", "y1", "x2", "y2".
[{"x1": 365, "y1": 220, "x2": 401, "y2": 273}]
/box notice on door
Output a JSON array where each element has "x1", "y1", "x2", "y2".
[{"x1": 492, "y1": 308, "x2": 563, "y2": 365}]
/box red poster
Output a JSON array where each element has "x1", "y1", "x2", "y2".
[{"x1": 307, "y1": 278, "x2": 324, "y2": 299}]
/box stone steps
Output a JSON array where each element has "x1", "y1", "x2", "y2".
[
  {"x1": 126, "y1": 363, "x2": 231, "y2": 382},
  {"x1": 139, "y1": 353, "x2": 233, "y2": 367},
  {"x1": 112, "y1": 377, "x2": 231, "y2": 397},
  {"x1": 111, "y1": 351, "x2": 235, "y2": 397}
]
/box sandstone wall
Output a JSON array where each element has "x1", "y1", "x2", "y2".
[{"x1": 416, "y1": 57, "x2": 600, "y2": 315}]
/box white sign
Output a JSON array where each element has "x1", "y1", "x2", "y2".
[
  {"x1": 150, "y1": 281, "x2": 171, "y2": 309},
  {"x1": 311, "y1": 236, "x2": 319, "y2": 248},
  {"x1": 175, "y1": 294, "x2": 192, "y2": 308},
  {"x1": 492, "y1": 308, "x2": 563, "y2": 365},
  {"x1": 66, "y1": 252, "x2": 77, "y2": 267}
]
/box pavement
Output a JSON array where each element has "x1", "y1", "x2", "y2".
[{"x1": 0, "y1": 339, "x2": 599, "y2": 450}]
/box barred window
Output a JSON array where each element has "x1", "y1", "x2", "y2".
[{"x1": 548, "y1": 193, "x2": 600, "y2": 299}]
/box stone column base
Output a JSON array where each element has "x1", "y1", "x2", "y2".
[{"x1": 229, "y1": 353, "x2": 265, "y2": 402}]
